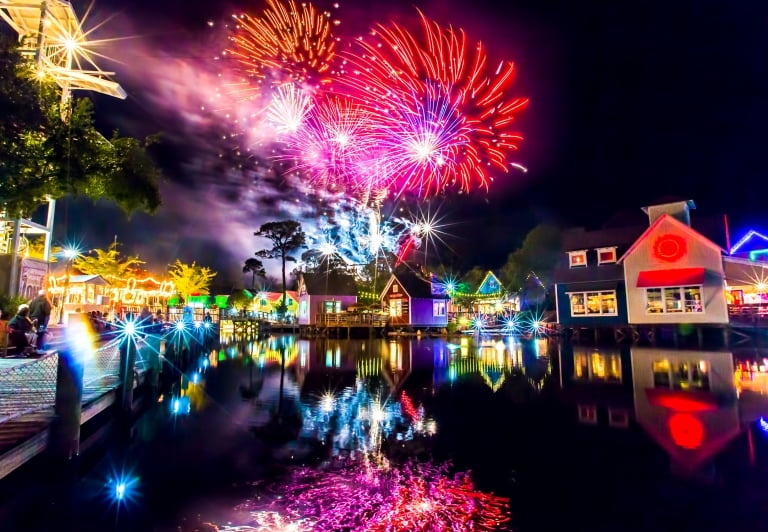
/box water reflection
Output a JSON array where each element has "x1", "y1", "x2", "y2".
[{"x1": 558, "y1": 343, "x2": 768, "y2": 476}]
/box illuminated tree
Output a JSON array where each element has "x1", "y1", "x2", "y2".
[
  {"x1": 254, "y1": 220, "x2": 306, "y2": 319},
  {"x1": 24, "y1": 237, "x2": 61, "y2": 262},
  {"x1": 227, "y1": 288, "x2": 253, "y2": 311},
  {"x1": 167, "y1": 260, "x2": 217, "y2": 300},
  {"x1": 0, "y1": 37, "x2": 162, "y2": 218},
  {"x1": 243, "y1": 257, "x2": 266, "y2": 290},
  {"x1": 73, "y1": 241, "x2": 144, "y2": 279}
]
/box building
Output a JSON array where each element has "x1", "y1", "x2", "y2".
[
  {"x1": 380, "y1": 271, "x2": 449, "y2": 329},
  {"x1": 251, "y1": 290, "x2": 300, "y2": 320},
  {"x1": 48, "y1": 273, "x2": 111, "y2": 323},
  {"x1": 554, "y1": 225, "x2": 644, "y2": 328},
  {"x1": 297, "y1": 272, "x2": 358, "y2": 325},
  {"x1": 620, "y1": 201, "x2": 728, "y2": 325},
  {"x1": 728, "y1": 229, "x2": 768, "y2": 261},
  {"x1": 554, "y1": 199, "x2": 732, "y2": 331}
]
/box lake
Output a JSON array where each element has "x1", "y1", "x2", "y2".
[{"x1": 11, "y1": 333, "x2": 768, "y2": 531}]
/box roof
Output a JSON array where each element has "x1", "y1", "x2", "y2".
[
  {"x1": 263, "y1": 291, "x2": 299, "y2": 302},
  {"x1": 386, "y1": 271, "x2": 449, "y2": 299},
  {"x1": 68, "y1": 274, "x2": 110, "y2": 285},
  {"x1": 299, "y1": 272, "x2": 358, "y2": 296},
  {"x1": 723, "y1": 256, "x2": 768, "y2": 285},
  {"x1": 618, "y1": 214, "x2": 724, "y2": 263},
  {"x1": 641, "y1": 198, "x2": 696, "y2": 214}
]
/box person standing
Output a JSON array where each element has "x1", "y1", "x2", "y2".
[{"x1": 29, "y1": 289, "x2": 52, "y2": 350}]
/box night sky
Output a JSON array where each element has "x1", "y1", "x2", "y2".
[{"x1": 34, "y1": 1, "x2": 768, "y2": 286}]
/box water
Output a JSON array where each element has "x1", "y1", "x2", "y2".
[{"x1": 12, "y1": 334, "x2": 768, "y2": 531}]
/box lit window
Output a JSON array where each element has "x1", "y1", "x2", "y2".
[
  {"x1": 568, "y1": 250, "x2": 587, "y2": 268},
  {"x1": 574, "y1": 353, "x2": 621, "y2": 382},
  {"x1": 653, "y1": 359, "x2": 710, "y2": 391},
  {"x1": 568, "y1": 290, "x2": 618, "y2": 317},
  {"x1": 645, "y1": 286, "x2": 703, "y2": 314},
  {"x1": 596, "y1": 247, "x2": 617, "y2": 264},
  {"x1": 389, "y1": 299, "x2": 402, "y2": 317},
  {"x1": 392, "y1": 283, "x2": 399, "y2": 293},
  {"x1": 433, "y1": 301, "x2": 446, "y2": 316}
]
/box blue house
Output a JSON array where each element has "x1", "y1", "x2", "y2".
[
  {"x1": 728, "y1": 229, "x2": 768, "y2": 261},
  {"x1": 554, "y1": 225, "x2": 642, "y2": 328}
]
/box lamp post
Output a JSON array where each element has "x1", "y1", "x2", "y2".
[{"x1": 57, "y1": 247, "x2": 79, "y2": 325}]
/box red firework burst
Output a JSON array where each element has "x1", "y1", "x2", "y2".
[{"x1": 340, "y1": 11, "x2": 529, "y2": 196}]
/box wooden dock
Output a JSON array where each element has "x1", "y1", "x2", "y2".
[
  {"x1": 0, "y1": 341, "x2": 150, "y2": 480},
  {"x1": 300, "y1": 312, "x2": 388, "y2": 338}
]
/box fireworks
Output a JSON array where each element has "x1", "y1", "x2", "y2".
[
  {"x1": 227, "y1": 0, "x2": 339, "y2": 91},
  {"x1": 339, "y1": 11, "x2": 528, "y2": 196}
]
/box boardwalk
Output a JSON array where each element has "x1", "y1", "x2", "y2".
[{"x1": 0, "y1": 341, "x2": 150, "y2": 479}]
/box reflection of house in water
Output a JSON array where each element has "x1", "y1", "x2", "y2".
[
  {"x1": 631, "y1": 348, "x2": 740, "y2": 473},
  {"x1": 558, "y1": 344, "x2": 634, "y2": 428},
  {"x1": 295, "y1": 338, "x2": 359, "y2": 399},
  {"x1": 434, "y1": 337, "x2": 550, "y2": 392},
  {"x1": 558, "y1": 345, "x2": 768, "y2": 474}
]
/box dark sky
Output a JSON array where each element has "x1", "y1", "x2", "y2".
[{"x1": 45, "y1": 0, "x2": 768, "y2": 285}]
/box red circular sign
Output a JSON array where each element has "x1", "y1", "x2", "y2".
[
  {"x1": 668, "y1": 413, "x2": 704, "y2": 450},
  {"x1": 653, "y1": 234, "x2": 687, "y2": 262}
]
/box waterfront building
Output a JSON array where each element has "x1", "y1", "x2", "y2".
[
  {"x1": 251, "y1": 290, "x2": 299, "y2": 320},
  {"x1": 296, "y1": 272, "x2": 358, "y2": 325},
  {"x1": 380, "y1": 271, "x2": 450, "y2": 329}
]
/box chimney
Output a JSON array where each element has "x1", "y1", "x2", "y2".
[{"x1": 641, "y1": 200, "x2": 695, "y2": 227}]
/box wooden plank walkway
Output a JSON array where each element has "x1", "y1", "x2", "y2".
[{"x1": 0, "y1": 340, "x2": 150, "y2": 480}]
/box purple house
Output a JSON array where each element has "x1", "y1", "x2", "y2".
[
  {"x1": 297, "y1": 272, "x2": 358, "y2": 325},
  {"x1": 380, "y1": 271, "x2": 449, "y2": 328}
]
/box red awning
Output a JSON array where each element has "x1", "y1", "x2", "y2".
[{"x1": 636, "y1": 267, "x2": 705, "y2": 288}]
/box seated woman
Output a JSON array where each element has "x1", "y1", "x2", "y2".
[{"x1": 8, "y1": 304, "x2": 35, "y2": 356}]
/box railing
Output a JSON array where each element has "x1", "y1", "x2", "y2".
[
  {"x1": 0, "y1": 353, "x2": 59, "y2": 424},
  {"x1": 729, "y1": 304, "x2": 768, "y2": 325},
  {"x1": 316, "y1": 312, "x2": 389, "y2": 327},
  {"x1": 0, "y1": 340, "x2": 151, "y2": 424}
]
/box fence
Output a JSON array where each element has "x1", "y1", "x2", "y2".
[{"x1": 0, "y1": 340, "x2": 151, "y2": 425}]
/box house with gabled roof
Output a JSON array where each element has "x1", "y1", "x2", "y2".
[
  {"x1": 297, "y1": 272, "x2": 358, "y2": 325},
  {"x1": 380, "y1": 270, "x2": 449, "y2": 328},
  {"x1": 728, "y1": 229, "x2": 768, "y2": 261},
  {"x1": 619, "y1": 200, "x2": 728, "y2": 325}
]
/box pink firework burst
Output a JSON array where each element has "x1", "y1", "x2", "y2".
[
  {"x1": 340, "y1": 11, "x2": 529, "y2": 197},
  {"x1": 280, "y1": 96, "x2": 376, "y2": 193}
]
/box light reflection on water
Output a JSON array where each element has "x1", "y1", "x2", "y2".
[{"x1": 175, "y1": 334, "x2": 768, "y2": 531}]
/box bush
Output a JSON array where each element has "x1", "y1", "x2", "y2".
[{"x1": 0, "y1": 294, "x2": 27, "y2": 319}]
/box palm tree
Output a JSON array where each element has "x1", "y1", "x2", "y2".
[{"x1": 243, "y1": 257, "x2": 266, "y2": 290}]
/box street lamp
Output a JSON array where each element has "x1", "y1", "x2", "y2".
[{"x1": 57, "y1": 247, "x2": 80, "y2": 325}]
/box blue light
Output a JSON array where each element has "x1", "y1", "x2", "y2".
[
  {"x1": 124, "y1": 320, "x2": 136, "y2": 336},
  {"x1": 204, "y1": 321, "x2": 211, "y2": 329},
  {"x1": 175, "y1": 321, "x2": 185, "y2": 331},
  {"x1": 191, "y1": 372, "x2": 200, "y2": 384},
  {"x1": 760, "y1": 417, "x2": 768, "y2": 433},
  {"x1": 194, "y1": 321, "x2": 202, "y2": 329},
  {"x1": 115, "y1": 482, "x2": 126, "y2": 500},
  {"x1": 107, "y1": 472, "x2": 138, "y2": 507},
  {"x1": 170, "y1": 396, "x2": 191, "y2": 415}
]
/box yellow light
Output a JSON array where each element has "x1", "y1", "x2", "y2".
[{"x1": 63, "y1": 37, "x2": 79, "y2": 52}]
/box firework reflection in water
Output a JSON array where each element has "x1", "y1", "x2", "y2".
[{"x1": 211, "y1": 386, "x2": 509, "y2": 531}]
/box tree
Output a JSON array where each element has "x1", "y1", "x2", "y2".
[
  {"x1": 500, "y1": 224, "x2": 562, "y2": 291},
  {"x1": 243, "y1": 258, "x2": 266, "y2": 290},
  {"x1": 23, "y1": 237, "x2": 61, "y2": 262},
  {"x1": 168, "y1": 260, "x2": 217, "y2": 300},
  {"x1": 254, "y1": 221, "x2": 306, "y2": 320},
  {"x1": 299, "y1": 249, "x2": 347, "y2": 274},
  {"x1": 0, "y1": 37, "x2": 162, "y2": 218},
  {"x1": 227, "y1": 288, "x2": 253, "y2": 311},
  {"x1": 74, "y1": 241, "x2": 144, "y2": 279}
]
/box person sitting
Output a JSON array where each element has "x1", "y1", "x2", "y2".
[{"x1": 8, "y1": 304, "x2": 35, "y2": 357}]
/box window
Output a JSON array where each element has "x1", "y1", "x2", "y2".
[
  {"x1": 392, "y1": 283, "x2": 399, "y2": 293},
  {"x1": 573, "y1": 353, "x2": 621, "y2": 382},
  {"x1": 324, "y1": 300, "x2": 341, "y2": 313},
  {"x1": 389, "y1": 299, "x2": 403, "y2": 317},
  {"x1": 597, "y1": 247, "x2": 617, "y2": 264},
  {"x1": 568, "y1": 290, "x2": 618, "y2": 317},
  {"x1": 568, "y1": 250, "x2": 587, "y2": 268},
  {"x1": 433, "y1": 301, "x2": 446, "y2": 316},
  {"x1": 645, "y1": 286, "x2": 703, "y2": 314},
  {"x1": 653, "y1": 359, "x2": 710, "y2": 391}
]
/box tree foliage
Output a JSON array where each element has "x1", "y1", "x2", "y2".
[
  {"x1": 227, "y1": 288, "x2": 253, "y2": 310},
  {"x1": 500, "y1": 224, "x2": 562, "y2": 291},
  {"x1": 243, "y1": 257, "x2": 266, "y2": 290},
  {"x1": 168, "y1": 259, "x2": 217, "y2": 300},
  {"x1": 254, "y1": 220, "x2": 306, "y2": 319},
  {"x1": 73, "y1": 241, "x2": 144, "y2": 279},
  {"x1": 0, "y1": 37, "x2": 162, "y2": 218}
]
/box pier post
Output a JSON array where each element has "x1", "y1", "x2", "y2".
[
  {"x1": 50, "y1": 348, "x2": 84, "y2": 463},
  {"x1": 118, "y1": 335, "x2": 136, "y2": 440}
]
